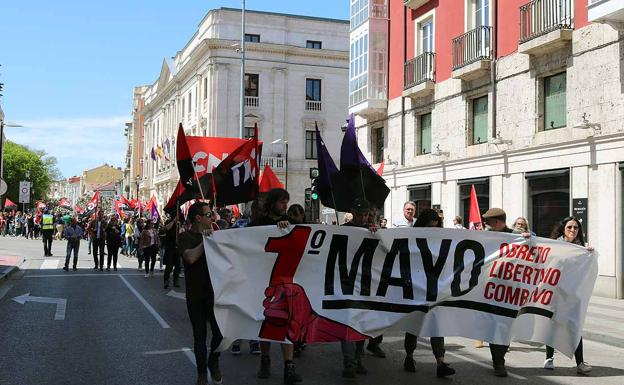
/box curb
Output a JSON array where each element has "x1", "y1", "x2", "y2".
[{"x1": 0, "y1": 265, "x2": 19, "y2": 282}]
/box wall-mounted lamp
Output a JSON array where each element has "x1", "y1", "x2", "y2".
[{"x1": 490, "y1": 130, "x2": 512, "y2": 145}]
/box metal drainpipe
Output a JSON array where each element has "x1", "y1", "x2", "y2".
[
  {"x1": 401, "y1": 3, "x2": 407, "y2": 166},
  {"x1": 491, "y1": 0, "x2": 498, "y2": 140}
]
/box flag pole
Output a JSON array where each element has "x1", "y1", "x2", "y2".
[
  {"x1": 191, "y1": 161, "x2": 207, "y2": 201},
  {"x1": 239, "y1": 0, "x2": 246, "y2": 140}
]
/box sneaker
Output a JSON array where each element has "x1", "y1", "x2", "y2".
[
  {"x1": 144, "y1": 273, "x2": 149, "y2": 278},
  {"x1": 342, "y1": 366, "x2": 356, "y2": 379},
  {"x1": 231, "y1": 341, "x2": 241, "y2": 355},
  {"x1": 208, "y1": 355, "x2": 222, "y2": 385},
  {"x1": 106, "y1": 267, "x2": 110, "y2": 272},
  {"x1": 366, "y1": 343, "x2": 386, "y2": 358},
  {"x1": 404, "y1": 356, "x2": 416, "y2": 373},
  {"x1": 493, "y1": 363, "x2": 508, "y2": 377},
  {"x1": 544, "y1": 358, "x2": 554, "y2": 370},
  {"x1": 284, "y1": 362, "x2": 302, "y2": 384},
  {"x1": 250, "y1": 341, "x2": 261, "y2": 355},
  {"x1": 62, "y1": 266, "x2": 69, "y2": 271},
  {"x1": 72, "y1": 266, "x2": 77, "y2": 271},
  {"x1": 436, "y1": 362, "x2": 456, "y2": 378},
  {"x1": 257, "y1": 355, "x2": 271, "y2": 378},
  {"x1": 577, "y1": 362, "x2": 592, "y2": 375}
]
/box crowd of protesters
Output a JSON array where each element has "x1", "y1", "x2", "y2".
[{"x1": 1, "y1": 189, "x2": 594, "y2": 385}]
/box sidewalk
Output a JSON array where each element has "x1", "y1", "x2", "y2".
[
  {"x1": 584, "y1": 295, "x2": 624, "y2": 348},
  {"x1": 0, "y1": 255, "x2": 23, "y2": 282}
]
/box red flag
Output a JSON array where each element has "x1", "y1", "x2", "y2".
[
  {"x1": 259, "y1": 164, "x2": 284, "y2": 193},
  {"x1": 468, "y1": 185, "x2": 482, "y2": 230},
  {"x1": 230, "y1": 205, "x2": 240, "y2": 218},
  {"x1": 376, "y1": 162, "x2": 384, "y2": 176},
  {"x1": 58, "y1": 198, "x2": 72, "y2": 209},
  {"x1": 74, "y1": 204, "x2": 85, "y2": 214},
  {"x1": 113, "y1": 199, "x2": 125, "y2": 218},
  {"x1": 3, "y1": 198, "x2": 17, "y2": 209}
]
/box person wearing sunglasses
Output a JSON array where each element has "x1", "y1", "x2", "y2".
[
  {"x1": 543, "y1": 216, "x2": 592, "y2": 375},
  {"x1": 179, "y1": 201, "x2": 222, "y2": 385}
]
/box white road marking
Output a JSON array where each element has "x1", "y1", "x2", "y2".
[
  {"x1": 143, "y1": 347, "x2": 196, "y2": 367},
  {"x1": 118, "y1": 275, "x2": 170, "y2": 329},
  {"x1": 166, "y1": 290, "x2": 186, "y2": 300},
  {"x1": 24, "y1": 273, "x2": 144, "y2": 278},
  {"x1": 40, "y1": 259, "x2": 59, "y2": 269},
  {"x1": 12, "y1": 292, "x2": 67, "y2": 320},
  {"x1": 0, "y1": 284, "x2": 14, "y2": 301}
]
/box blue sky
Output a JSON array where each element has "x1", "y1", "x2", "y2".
[{"x1": 0, "y1": 1, "x2": 348, "y2": 178}]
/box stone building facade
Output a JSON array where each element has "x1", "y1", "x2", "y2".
[
  {"x1": 349, "y1": 0, "x2": 624, "y2": 298},
  {"x1": 129, "y1": 8, "x2": 349, "y2": 209}
]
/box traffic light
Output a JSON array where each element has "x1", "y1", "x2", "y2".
[
  {"x1": 311, "y1": 178, "x2": 319, "y2": 201},
  {"x1": 305, "y1": 188, "x2": 312, "y2": 206}
]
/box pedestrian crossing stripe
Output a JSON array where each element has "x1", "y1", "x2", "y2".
[{"x1": 40, "y1": 259, "x2": 59, "y2": 269}]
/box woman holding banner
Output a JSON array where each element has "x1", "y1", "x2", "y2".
[
  {"x1": 403, "y1": 208, "x2": 456, "y2": 378},
  {"x1": 543, "y1": 216, "x2": 592, "y2": 375}
]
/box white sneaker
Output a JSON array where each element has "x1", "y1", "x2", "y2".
[
  {"x1": 577, "y1": 362, "x2": 592, "y2": 375},
  {"x1": 543, "y1": 358, "x2": 554, "y2": 370},
  {"x1": 144, "y1": 273, "x2": 149, "y2": 278}
]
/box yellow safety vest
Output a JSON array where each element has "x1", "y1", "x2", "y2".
[{"x1": 42, "y1": 214, "x2": 54, "y2": 231}]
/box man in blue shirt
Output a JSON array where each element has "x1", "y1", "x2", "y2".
[{"x1": 63, "y1": 217, "x2": 84, "y2": 271}]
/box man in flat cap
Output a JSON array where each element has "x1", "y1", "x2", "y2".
[{"x1": 482, "y1": 207, "x2": 512, "y2": 377}]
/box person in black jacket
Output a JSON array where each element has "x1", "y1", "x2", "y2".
[
  {"x1": 105, "y1": 215, "x2": 122, "y2": 271},
  {"x1": 163, "y1": 215, "x2": 180, "y2": 289}
]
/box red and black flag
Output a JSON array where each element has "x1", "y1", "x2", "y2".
[
  {"x1": 164, "y1": 180, "x2": 200, "y2": 216},
  {"x1": 82, "y1": 191, "x2": 99, "y2": 219},
  {"x1": 58, "y1": 198, "x2": 72, "y2": 210},
  {"x1": 211, "y1": 125, "x2": 262, "y2": 205}
]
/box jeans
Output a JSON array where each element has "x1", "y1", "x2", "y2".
[
  {"x1": 143, "y1": 245, "x2": 158, "y2": 273},
  {"x1": 404, "y1": 333, "x2": 445, "y2": 358},
  {"x1": 186, "y1": 296, "x2": 223, "y2": 375},
  {"x1": 65, "y1": 240, "x2": 80, "y2": 268},
  {"x1": 93, "y1": 238, "x2": 105, "y2": 268},
  {"x1": 546, "y1": 338, "x2": 584, "y2": 365}
]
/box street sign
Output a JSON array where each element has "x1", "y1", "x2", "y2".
[
  {"x1": 321, "y1": 207, "x2": 335, "y2": 215},
  {"x1": 0, "y1": 178, "x2": 7, "y2": 196},
  {"x1": 572, "y1": 198, "x2": 588, "y2": 240},
  {"x1": 18, "y1": 181, "x2": 30, "y2": 203}
]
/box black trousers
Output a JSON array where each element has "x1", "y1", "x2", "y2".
[
  {"x1": 42, "y1": 231, "x2": 53, "y2": 255},
  {"x1": 186, "y1": 297, "x2": 223, "y2": 375},
  {"x1": 546, "y1": 338, "x2": 584, "y2": 365},
  {"x1": 163, "y1": 248, "x2": 180, "y2": 284},
  {"x1": 93, "y1": 238, "x2": 105, "y2": 268},
  {"x1": 106, "y1": 241, "x2": 120, "y2": 268},
  {"x1": 404, "y1": 333, "x2": 446, "y2": 358},
  {"x1": 490, "y1": 344, "x2": 509, "y2": 365},
  {"x1": 143, "y1": 245, "x2": 158, "y2": 273}
]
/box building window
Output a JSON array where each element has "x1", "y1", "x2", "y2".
[
  {"x1": 244, "y1": 34, "x2": 260, "y2": 43},
  {"x1": 188, "y1": 92, "x2": 192, "y2": 113},
  {"x1": 418, "y1": 113, "x2": 432, "y2": 155},
  {"x1": 544, "y1": 72, "x2": 566, "y2": 130},
  {"x1": 245, "y1": 74, "x2": 259, "y2": 97},
  {"x1": 305, "y1": 130, "x2": 318, "y2": 159},
  {"x1": 203, "y1": 77, "x2": 208, "y2": 100},
  {"x1": 372, "y1": 126, "x2": 384, "y2": 164},
  {"x1": 459, "y1": 178, "x2": 490, "y2": 226},
  {"x1": 527, "y1": 169, "x2": 569, "y2": 237},
  {"x1": 244, "y1": 126, "x2": 255, "y2": 140},
  {"x1": 349, "y1": 33, "x2": 369, "y2": 106},
  {"x1": 419, "y1": 18, "x2": 434, "y2": 54},
  {"x1": 469, "y1": 0, "x2": 490, "y2": 29},
  {"x1": 306, "y1": 40, "x2": 322, "y2": 49},
  {"x1": 350, "y1": 0, "x2": 370, "y2": 30},
  {"x1": 471, "y1": 95, "x2": 488, "y2": 145},
  {"x1": 306, "y1": 79, "x2": 322, "y2": 101},
  {"x1": 181, "y1": 99, "x2": 185, "y2": 117},
  {"x1": 408, "y1": 184, "x2": 432, "y2": 218}
]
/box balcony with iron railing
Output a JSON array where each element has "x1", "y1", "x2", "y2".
[
  {"x1": 519, "y1": 0, "x2": 573, "y2": 55},
  {"x1": 245, "y1": 95, "x2": 259, "y2": 108},
  {"x1": 262, "y1": 156, "x2": 286, "y2": 171},
  {"x1": 588, "y1": 0, "x2": 624, "y2": 24},
  {"x1": 403, "y1": 52, "x2": 435, "y2": 98},
  {"x1": 451, "y1": 26, "x2": 493, "y2": 81},
  {"x1": 305, "y1": 100, "x2": 322, "y2": 112}
]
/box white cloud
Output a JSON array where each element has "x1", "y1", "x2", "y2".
[{"x1": 5, "y1": 115, "x2": 131, "y2": 178}]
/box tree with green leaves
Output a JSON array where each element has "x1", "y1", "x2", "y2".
[{"x1": 2, "y1": 140, "x2": 61, "y2": 207}]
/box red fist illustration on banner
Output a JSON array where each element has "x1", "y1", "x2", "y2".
[{"x1": 259, "y1": 226, "x2": 369, "y2": 343}]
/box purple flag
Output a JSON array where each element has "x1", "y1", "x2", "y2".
[
  {"x1": 315, "y1": 123, "x2": 339, "y2": 209},
  {"x1": 150, "y1": 147, "x2": 157, "y2": 161},
  {"x1": 151, "y1": 202, "x2": 160, "y2": 223}
]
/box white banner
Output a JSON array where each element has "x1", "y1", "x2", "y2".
[{"x1": 204, "y1": 225, "x2": 597, "y2": 357}]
